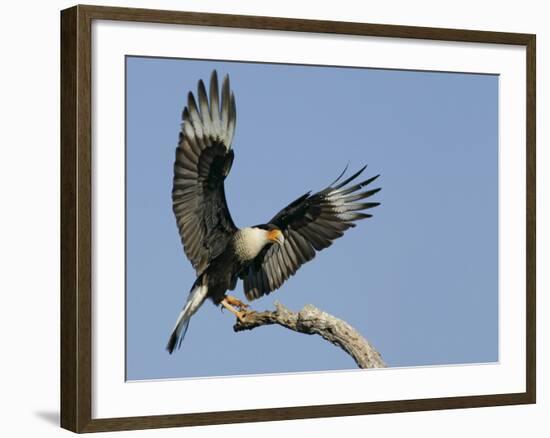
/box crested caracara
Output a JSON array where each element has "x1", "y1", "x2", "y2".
[{"x1": 167, "y1": 71, "x2": 381, "y2": 353}]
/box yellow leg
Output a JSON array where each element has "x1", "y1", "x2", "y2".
[
  {"x1": 224, "y1": 295, "x2": 249, "y2": 310},
  {"x1": 220, "y1": 298, "x2": 247, "y2": 323}
]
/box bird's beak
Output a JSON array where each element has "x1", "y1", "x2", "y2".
[{"x1": 268, "y1": 229, "x2": 285, "y2": 246}]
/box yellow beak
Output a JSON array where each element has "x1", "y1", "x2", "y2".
[{"x1": 268, "y1": 229, "x2": 285, "y2": 246}]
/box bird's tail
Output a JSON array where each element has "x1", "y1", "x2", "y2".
[{"x1": 166, "y1": 276, "x2": 209, "y2": 354}]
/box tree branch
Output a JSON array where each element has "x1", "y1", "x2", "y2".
[{"x1": 233, "y1": 301, "x2": 385, "y2": 369}]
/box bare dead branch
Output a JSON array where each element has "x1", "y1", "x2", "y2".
[{"x1": 233, "y1": 301, "x2": 385, "y2": 369}]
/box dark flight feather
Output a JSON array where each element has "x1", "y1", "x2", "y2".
[
  {"x1": 172, "y1": 70, "x2": 238, "y2": 275},
  {"x1": 241, "y1": 166, "x2": 381, "y2": 300}
]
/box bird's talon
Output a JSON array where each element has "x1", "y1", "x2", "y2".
[{"x1": 225, "y1": 295, "x2": 249, "y2": 310}]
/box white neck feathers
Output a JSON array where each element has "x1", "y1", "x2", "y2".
[{"x1": 234, "y1": 227, "x2": 270, "y2": 261}]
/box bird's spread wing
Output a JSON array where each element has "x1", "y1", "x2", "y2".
[
  {"x1": 172, "y1": 71, "x2": 238, "y2": 274},
  {"x1": 242, "y1": 166, "x2": 381, "y2": 300}
]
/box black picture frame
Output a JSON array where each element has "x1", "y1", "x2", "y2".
[{"x1": 61, "y1": 4, "x2": 536, "y2": 432}]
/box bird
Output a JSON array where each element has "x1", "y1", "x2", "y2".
[{"x1": 166, "y1": 70, "x2": 381, "y2": 354}]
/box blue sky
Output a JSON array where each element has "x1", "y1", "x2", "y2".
[{"x1": 126, "y1": 56, "x2": 498, "y2": 380}]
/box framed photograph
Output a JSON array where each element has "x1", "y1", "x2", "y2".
[{"x1": 60, "y1": 4, "x2": 536, "y2": 433}]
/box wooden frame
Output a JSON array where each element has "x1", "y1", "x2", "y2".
[{"x1": 60, "y1": 4, "x2": 536, "y2": 433}]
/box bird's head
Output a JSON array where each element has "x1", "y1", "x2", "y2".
[{"x1": 256, "y1": 224, "x2": 285, "y2": 247}]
